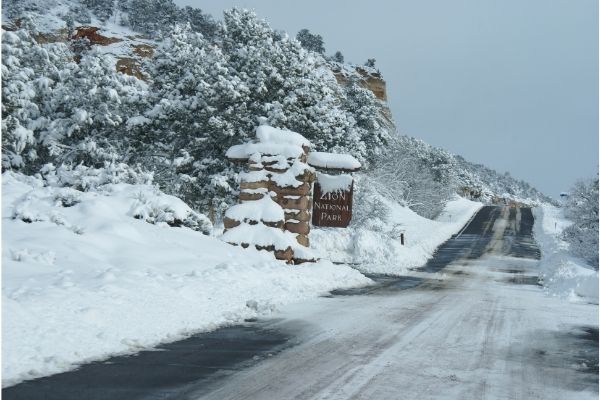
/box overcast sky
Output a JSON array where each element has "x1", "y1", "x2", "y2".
[{"x1": 176, "y1": 0, "x2": 598, "y2": 197}]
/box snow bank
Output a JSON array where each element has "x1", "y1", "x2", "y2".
[
  {"x1": 533, "y1": 204, "x2": 598, "y2": 304},
  {"x1": 311, "y1": 195, "x2": 482, "y2": 274},
  {"x1": 307, "y1": 152, "x2": 361, "y2": 171},
  {"x1": 2, "y1": 172, "x2": 370, "y2": 387}
]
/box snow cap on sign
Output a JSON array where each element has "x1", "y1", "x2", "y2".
[
  {"x1": 316, "y1": 172, "x2": 353, "y2": 194},
  {"x1": 307, "y1": 152, "x2": 361, "y2": 171}
]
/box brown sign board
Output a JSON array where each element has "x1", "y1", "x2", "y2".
[{"x1": 312, "y1": 181, "x2": 353, "y2": 227}]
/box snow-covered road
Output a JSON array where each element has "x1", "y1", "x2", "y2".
[{"x1": 187, "y1": 206, "x2": 598, "y2": 400}]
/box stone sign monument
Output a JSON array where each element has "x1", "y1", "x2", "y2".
[{"x1": 223, "y1": 128, "x2": 361, "y2": 264}]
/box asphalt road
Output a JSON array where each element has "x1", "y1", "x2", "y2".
[{"x1": 4, "y1": 206, "x2": 598, "y2": 400}]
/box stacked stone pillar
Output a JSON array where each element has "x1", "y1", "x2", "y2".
[{"x1": 223, "y1": 126, "x2": 317, "y2": 264}]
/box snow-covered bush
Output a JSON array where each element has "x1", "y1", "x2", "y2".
[
  {"x1": 39, "y1": 162, "x2": 153, "y2": 191},
  {"x1": 6, "y1": 171, "x2": 212, "y2": 234},
  {"x1": 562, "y1": 177, "x2": 599, "y2": 268},
  {"x1": 129, "y1": 187, "x2": 212, "y2": 233}
]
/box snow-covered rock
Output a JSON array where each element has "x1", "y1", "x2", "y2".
[{"x1": 222, "y1": 222, "x2": 299, "y2": 251}]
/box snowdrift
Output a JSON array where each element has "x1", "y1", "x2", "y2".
[
  {"x1": 533, "y1": 204, "x2": 598, "y2": 304},
  {"x1": 310, "y1": 195, "x2": 482, "y2": 274}
]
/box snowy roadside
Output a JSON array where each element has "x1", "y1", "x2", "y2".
[
  {"x1": 533, "y1": 204, "x2": 598, "y2": 304},
  {"x1": 310, "y1": 195, "x2": 483, "y2": 274},
  {"x1": 1, "y1": 172, "x2": 370, "y2": 387}
]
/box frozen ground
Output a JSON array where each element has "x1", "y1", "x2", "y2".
[
  {"x1": 533, "y1": 204, "x2": 598, "y2": 303},
  {"x1": 2, "y1": 172, "x2": 481, "y2": 387}
]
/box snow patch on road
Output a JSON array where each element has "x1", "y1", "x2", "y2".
[{"x1": 533, "y1": 204, "x2": 598, "y2": 304}]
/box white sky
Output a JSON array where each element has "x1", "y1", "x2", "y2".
[{"x1": 176, "y1": 0, "x2": 598, "y2": 197}]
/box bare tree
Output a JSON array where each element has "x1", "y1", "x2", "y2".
[{"x1": 562, "y1": 176, "x2": 599, "y2": 268}]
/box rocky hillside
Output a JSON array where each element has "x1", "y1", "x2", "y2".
[{"x1": 2, "y1": 0, "x2": 550, "y2": 223}]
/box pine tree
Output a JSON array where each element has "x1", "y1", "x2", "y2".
[
  {"x1": 333, "y1": 51, "x2": 344, "y2": 63},
  {"x1": 179, "y1": 6, "x2": 219, "y2": 39},
  {"x1": 82, "y1": 0, "x2": 115, "y2": 22},
  {"x1": 126, "y1": 0, "x2": 179, "y2": 36},
  {"x1": 295, "y1": 28, "x2": 325, "y2": 54},
  {"x1": 131, "y1": 24, "x2": 247, "y2": 214},
  {"x1": 1, "y1": 28, "x2": 146, "y2": 172},
  {"x1": 1, "y1": 28, "x2": 72, "y2": 171}
]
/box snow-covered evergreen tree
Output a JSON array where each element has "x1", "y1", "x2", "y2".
[
  {"x1": 332, "y1": 51, "x2": 344, "y2": 63},
  {"x1": 130, "y1": 24, "x2": 245, "y2": 216},
  {"x1": 126, "y1": 0, "x2": 179, "y2": 36},
  {"x1": 2, "y1": 27, "x2": 146, "y2": 173},
  {"x1": 2, "y1": 27, "x2": 72, "y2": 171},
  {"x1": 179, "y1": 6, "x2": 219, "y2": 39},
  {"x1": 295, "y1": 28, "x2": 325, "y2": 54},
  {"x1": 221, "y1": 9, "x2": 370, "y2": 159},
  {"x1": 82, "y1": 0, "x2": 114, "y2": 22}
]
